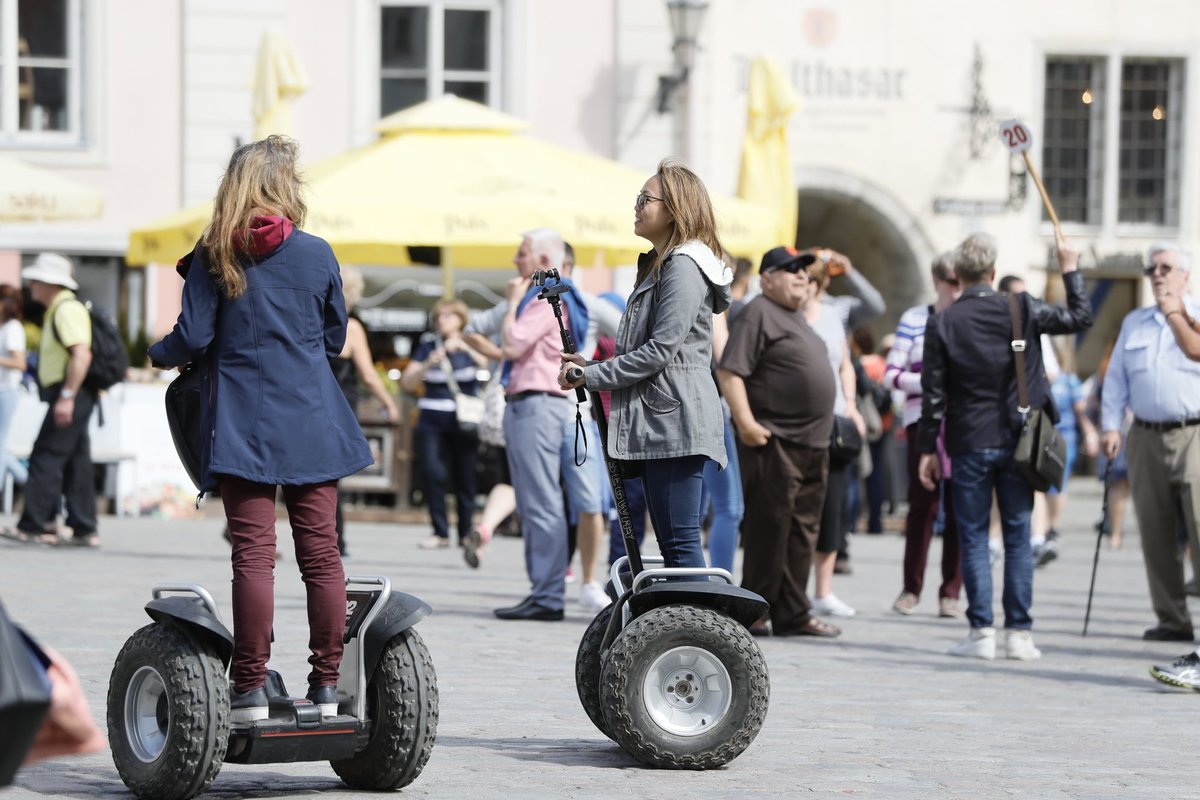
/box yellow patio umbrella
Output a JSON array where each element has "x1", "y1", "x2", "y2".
[
  {"x1": 736, "y1": 57, "x2": 800, "y2": 247},
  {"x1": 0, "y1": 155, "x2": 103, "y2": 220},
  {"x1": 127, "y1": 96, "x2": 776, "y2": 278}
]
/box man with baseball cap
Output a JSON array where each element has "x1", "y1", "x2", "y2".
[
  {"x1": 717, "y1": 246, "x2": 841, "y2": 637},
  {"x1": 4, "y1": 253, "x2": 98, "y2": 547}
]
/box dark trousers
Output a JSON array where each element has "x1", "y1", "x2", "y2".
[
  {"x1": 417, "y1": 426, "x2": 478, "y2": 543},
  {"x1": 901, "y1": 424, "x2": 962, "y2": 599},
  {"x1": 219, "y1": 477, "x2": 345, "y2": 693},
  {"x1": 739, "y1": 437, "x2": 828, "y2": 631},
  {"x1": 19, "y1": 386, "x2": 97, "y2": 537}
]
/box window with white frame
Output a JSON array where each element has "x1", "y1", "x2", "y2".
[
  {"x1": 0, "y1": 0, "x2": 82, "y2": 144},
  {"x1": 379, "y1": 1, "x2": 501, "y2": 117},
  {"x1": 1118, "y1": 58, "x2": 1183, "y2": 226},
  {"x1": 1040, "y1": 54, "x2": 1185, "y2": 230},
  {"x1": 1041, "y1": 57, "x2": 1105, "y2": 225}
]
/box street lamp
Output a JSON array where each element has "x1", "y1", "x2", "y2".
[{"x1": 656, "y1": 0, "x2": 709, "y2": 114}]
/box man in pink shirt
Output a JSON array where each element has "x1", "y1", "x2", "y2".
[{"x1": 494, "y1": 229, "x2": 574, "y2": 620}]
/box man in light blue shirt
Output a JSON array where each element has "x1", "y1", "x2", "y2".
[{"x1": 1102, "y1": 242, "x2": 1200, "y2": 645}]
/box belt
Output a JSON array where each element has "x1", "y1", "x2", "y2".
[
  {"x1": 1134, "y1": 417, "x2": 1200, "y2": 432},
  {"x1": 507, "y1": 390, "x2": 565, "y2": 401}
]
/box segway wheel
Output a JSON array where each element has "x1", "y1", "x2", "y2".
[
  {"x1": 574, "y1": 605, "x2": 615, "y2": 740},
  {"x1": 107, "y1": 623, "x2": 229, "y2": 800},
  {"x1": 599, "y1": 604, "x2": 769, "y2": 769},
  {"x1": 332, "y1": 628, "x2": 438, "y2": 790}
]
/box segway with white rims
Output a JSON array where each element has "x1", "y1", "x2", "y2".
[
  {"x1": 107, "y1": 577, "x2": 437, "y2": 800},
  {"x1": 532, "y1": 268, "x2": 771, "y2": 769}
]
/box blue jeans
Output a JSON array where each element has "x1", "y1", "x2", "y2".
[
  {"x1": 701, "y1": 417, "x2": 744, "y2": 573},
  {"x1": 951, "y1": 445, "x2": 1034, "y2": 630},
  {"x1": 0, "y1": 390, "x2": 27, "y2": 484},
  {"x1": 642, "y1": 455, "x2": 708, "y2": 569}
]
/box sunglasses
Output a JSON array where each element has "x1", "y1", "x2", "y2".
[
  {"x1": 635, "y1": 192, "x2": 664, "y2": 211},
  {"x1": 767, "y1": 263, "x2": 809, "y2": 275},
  {"x1": 1145, "y1": 263, "x2": 1177, "y2": 277}
]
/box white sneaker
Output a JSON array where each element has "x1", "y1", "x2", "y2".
[
  {"x1": 948, "y1": 627, "x2": 996, "y2": 659},
  {"x1": 811, "y1": 593, "x2": 856, "y2": 618},
  {"x1": 580, "y1": 582, "x2": 611, "y2": 612},
  {"x1": 1006, "y1": 629, "x2": 1042, "y2": 660}
]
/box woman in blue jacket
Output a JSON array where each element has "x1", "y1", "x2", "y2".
[{"x1": 149, "y1": 136, "x2": 372, "y2": 722}]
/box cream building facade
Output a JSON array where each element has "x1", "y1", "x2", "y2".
[{"x1": 1, "y1": 0, "x2": 1196, "y2": 365}]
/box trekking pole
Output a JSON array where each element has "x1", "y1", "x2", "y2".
[{"x1": 1082, "y1": 459, "x2": 1115, "y2": 636}]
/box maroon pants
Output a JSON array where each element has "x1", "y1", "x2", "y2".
[
  {"x1": 220, "y1": 477, "x2": 345, "y2": 693},
  {"x1": 902, "y1": 424, "x2": 962, "y2": 599}
]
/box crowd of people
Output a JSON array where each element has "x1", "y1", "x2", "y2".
[{"x1": 6, "y1": 138, "x2": 1200, "y2": 764}]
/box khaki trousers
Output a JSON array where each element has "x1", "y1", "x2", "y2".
[{"x1": 1126, "y1": 424, "x2": 1200, "y2": 634}]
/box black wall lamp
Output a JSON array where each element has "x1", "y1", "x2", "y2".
[{"x1": 656, "y1": 0, "x2": 709, "y2": 114}]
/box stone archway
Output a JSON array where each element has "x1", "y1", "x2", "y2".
[{"x1": 794, "y1": 168, "x2": 936, "y2": 337}]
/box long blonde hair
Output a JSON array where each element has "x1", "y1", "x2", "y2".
[
  {"x1": 636, "y1": 159, "x2": 724, "y2": 286},
  {"x1": 202, "y1": 136, "x2": 307, "y2": 299}
]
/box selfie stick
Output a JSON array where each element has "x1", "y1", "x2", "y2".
[{"x1": 536, "y1": 270, "x2": 644, "y2": 577}]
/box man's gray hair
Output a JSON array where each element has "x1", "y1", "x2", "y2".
[
  {"x1": 1147, "y1": 241, "x2": 1191, "y2": 272},
  {"x1": 522, "y1": 227, "x2": 565, "y2": 270},
  {"x1": 954, "y1": 232, "x2": 998, "y2": 283}
]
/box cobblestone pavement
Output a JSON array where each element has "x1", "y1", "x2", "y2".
[{"x1": 2, "y1": 479, "x2": 1198, "y2": 799}]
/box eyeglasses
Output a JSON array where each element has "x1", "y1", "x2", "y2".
[
  {"x1": 764, "y1": 263, "x2": 810, "y2": 276},
  {"x1": 1145, "y1": 263, "x2": 1177, "y2": 277},
  {"x1": 635, "y1": 192, "x2": 664, "y2": 211},
  {"x1": 942, "y1": 276, "x2": 961, "y2": 287}
]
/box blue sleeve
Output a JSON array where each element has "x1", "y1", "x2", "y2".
[
  {"x1": 413, "y1": 339, "x2": 433, "y2": 362},
  {"x1": 324, "y1": 251, "x2": 349, "y2": 359},
  {"x1": 147, "y1": 259, "x2": 220, "y2": 367}
]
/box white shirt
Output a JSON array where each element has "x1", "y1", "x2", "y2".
[
  {"x1": 0, "y1": 319, "x2": 25, "y2": 391},
  {"x1": 1102, "y1": 296, "x2": 1200, "y2": 430}
]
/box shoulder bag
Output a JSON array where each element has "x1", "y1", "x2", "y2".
[
  {"x1": 1008, "y1": 293, "x2": 1067, "y2": 492},
  {"x1": 829, "y1": 414, "x2": 864, "y2": 466},
  {"x1": 477, "y1": 366, "x2": 507, "y2": 448},
  {"x1": 442, "y1": 353, "x2": 485, "y2": 436}
]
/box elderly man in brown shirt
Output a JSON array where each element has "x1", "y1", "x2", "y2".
[{"x1": 718, "y1": 247, "x2": 840, "y2": 638}]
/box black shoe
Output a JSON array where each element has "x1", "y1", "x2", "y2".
[
  {"x1": 1046, "y1": 528, "x2": 1060, "y2": 542},
  {"x1": 494, "y1": 601, "x2": 563, "y2": 621},
  {"x1": 306, "y1": 685, "x2": 339, "y2": 717},
  {"x1": 833, "y1": 560, "x2": 853, "y2": 575},
  {"x1": 1186, "y1": 578, "x2": 1200, "y2": 598},
  {"x1": 1035, "y1": 542, "x2": 1058, "y2": 568},
  {"x1": 494, "y1": 596, "x2": 535, "y2": 616},
  {"x1": 1144, "y1": 625, "x2": 1195, "y2": 642},
  {"x1": 230, "y1": 686, "x2": 269, "y2": 723}
]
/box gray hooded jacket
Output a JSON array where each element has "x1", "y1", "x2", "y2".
[{"x1": 583, "y1": 241, "x2": 732, "y2": 467}]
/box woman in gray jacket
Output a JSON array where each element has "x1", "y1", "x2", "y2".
[{"x1": 559, "y1": 160, "x2": 732, "y2": 568}]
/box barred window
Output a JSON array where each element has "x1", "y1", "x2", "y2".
[
  {"x1": 1041, "y1": 58, "x2": 1105, "y2": 225},
  {"x1": 1118, "y1": 59, "x2": 1183, "y2": 226}
]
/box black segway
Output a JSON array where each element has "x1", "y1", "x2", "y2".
[
  {"x1": 106, "y1": 577, "x2": 437, "y2": 800},
  {"x1": 531, "y1": 269, "x2": 770, "y2": 769}
]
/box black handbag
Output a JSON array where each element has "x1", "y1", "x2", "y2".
[
  {"x1": 1007, "y1": 294, "x2": 1067, "y2": 492},
  {"x1": 165, "y1": 360, "x2": 206, "y2": 492},
  {"x1": 829, "y1": 414, "x2": 863, "y2": 466},
  {"x1": 0, "y1": 598, "x2": 52, "y2": 787}
]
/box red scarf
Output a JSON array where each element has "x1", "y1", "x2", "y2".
[{"x1": 238, "y1": 215, "x2": 294, "y2": 256}]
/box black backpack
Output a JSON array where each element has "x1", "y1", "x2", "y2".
[{"x1": 52, "y1": 300, "x2": 129, "y2": 391}]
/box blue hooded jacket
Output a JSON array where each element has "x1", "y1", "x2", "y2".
[{"x1": 148, "y1": 230, "x2": 373, "y2": 491}]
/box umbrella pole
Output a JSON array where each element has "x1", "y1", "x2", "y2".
[
  {"x1": 442, "y1": 248, "x2": 455, "y2": 299},
  {"x1": 1083, "y1": 460, "x2": 1115, "y2": 637}
]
